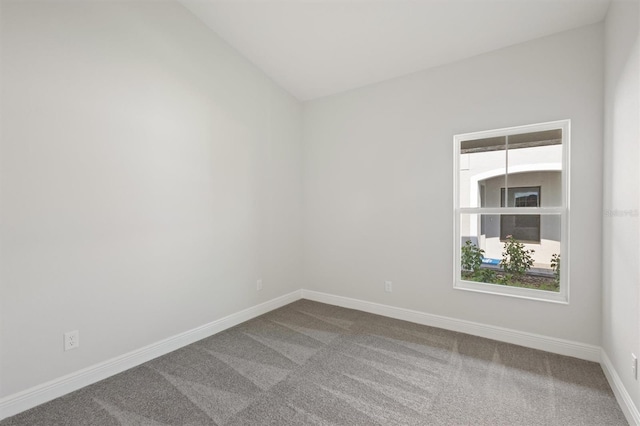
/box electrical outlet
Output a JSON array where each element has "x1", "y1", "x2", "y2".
[
  {"x1": 64, "y1": 330, "x2": 79, "y2": 351},
  {"x1": 632, "y1": 353, "x2": 637, "y2": 380},
  {"x1": 384, "y1": 281, "x2": 393, "y2": 293},
  {"x1": 257, "y1": 279, "x2": 263, "y2": 291}
]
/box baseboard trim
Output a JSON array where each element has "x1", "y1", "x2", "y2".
[
  {"x1": 0, "y1": 290, "x2": 303, "y2": 421},
  {"x1": 601, "y1": 350, "x2": 640, "y2": 425},
  {"x1": 301, "y1": 290, "x2": 601, "y2": 362}
]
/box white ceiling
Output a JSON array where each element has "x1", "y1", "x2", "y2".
[{"x1": 181, "y1": 0, "x2": 611, "y2": 101}]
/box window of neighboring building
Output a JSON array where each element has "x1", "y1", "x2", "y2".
[
  {"x1": 453, "y1": 120, "x2": 569, "y2": 303},
  {"x1": 500, "y1": 186, "x2": 541, "y2": 242}
]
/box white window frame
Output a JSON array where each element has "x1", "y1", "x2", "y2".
[{"x1": 453, "y1": 120, "x2": 570, "y2": 303}]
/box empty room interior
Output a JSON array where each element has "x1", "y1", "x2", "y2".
[{"x1": 1, "y1": 0, "x2": 639, "y2": 424}]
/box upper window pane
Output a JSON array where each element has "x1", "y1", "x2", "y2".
[
  {"x1": 459, "y1": 129, "x2": 563, "y2": 209},
  {"x1": 507, "y1": 129, "x2": 563, "y2": 208},
  {"x1": 459, "y1": 137, "x2": 506, "y2": 208}
]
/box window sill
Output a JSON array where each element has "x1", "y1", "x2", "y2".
[{"x1": 454, "y1": 279, "x2": 568, "y2": 304}]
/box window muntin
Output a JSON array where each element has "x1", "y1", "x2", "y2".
[{"x1": 454, "y1": 121, "x2": 569, "y2": 303}]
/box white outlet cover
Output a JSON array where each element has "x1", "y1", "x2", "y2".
[{"x1": 64, "y1": 330, "x2": 79, "y2": 351}]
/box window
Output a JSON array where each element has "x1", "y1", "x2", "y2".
[
  {"x1": 500, "y1": 186, "x2": 540, "y2": 242},
  {"x1": 454, "y1": 120, "x2": 569, "y2": 303}
]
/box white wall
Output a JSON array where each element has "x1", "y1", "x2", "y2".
[
  {"x1": 0, "y1": 1, "x2": 302, "y2": 397},
  {"x1": 603, "y1": 0, "x2": 640, "y2": 412},
  {"x1": 303, "y1": 24, "x2": 604, "y2": 344}
]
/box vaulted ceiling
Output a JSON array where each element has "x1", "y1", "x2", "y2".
[{"x1": 181, "y1": 0, "x2": 611, "y2": 101}]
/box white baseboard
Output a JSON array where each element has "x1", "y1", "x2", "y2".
[
  {"x1": 601, "y1": 350, "x2": 640, "y2": 425},
  {"x1": 0, "y1": 290, "x2": 303, "y2": 421},
  {"x1": 301, "y1": 290, "x2": 601, "y2": 362}
]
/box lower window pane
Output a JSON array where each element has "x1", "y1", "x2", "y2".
[{"x1": 460, "y1": 214, "x2": 561, "y2": 292}]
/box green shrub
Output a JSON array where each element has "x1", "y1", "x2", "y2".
[
  {"x1": 472, "y1": 268, "x2": 497, "y2": 283},
  {"x1": 500, "y1": 236, "x2": 535, "y2": 278},
  {"x1": 461, "y1": 240, "x2": 484, "y2": 272}
]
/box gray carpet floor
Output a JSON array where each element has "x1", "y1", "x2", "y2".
[{"x1": 1, "y1": 300, "x2": 628, "y2": 425}]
